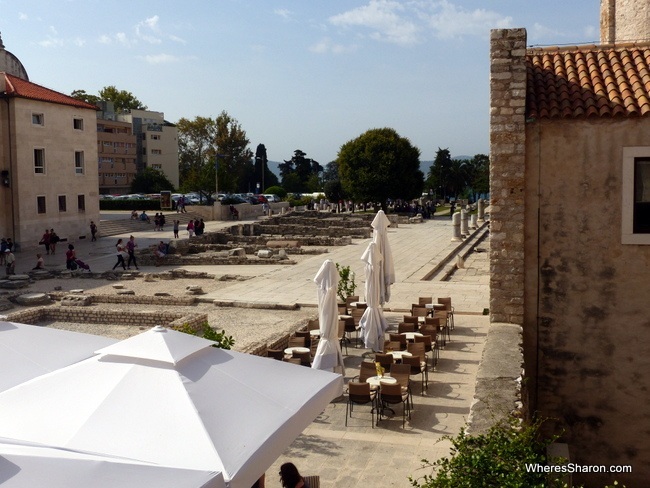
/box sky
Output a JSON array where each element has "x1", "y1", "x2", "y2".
[{"x1": 1, "y1": 1, "x2": 600, "y2": 165}]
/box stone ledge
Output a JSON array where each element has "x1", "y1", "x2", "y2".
[{"x1": 467, "y1": 322, "x2": 523, "y2": 435}]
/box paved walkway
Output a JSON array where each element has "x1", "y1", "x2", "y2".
[{"x1": 18, "y1": 210, "x2": 490, "y2": 487}]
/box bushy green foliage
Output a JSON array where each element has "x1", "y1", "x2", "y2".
[
  {"x1": 264, "y1": 186, "x2": 287, "y2": 198},
  {"x1": 175, "y1": 322, "x2": 235, "y2": 349},
  {"x1": 335, "y1": 263, "x2": 357, "y2": 302},
  {"x1": 409, "y1": 418, "x2": 551, "y2": 488},
  {"x1": 287, "y1": 196, "x2": 313, "y2": 207}
]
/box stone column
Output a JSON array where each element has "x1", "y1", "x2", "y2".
[
  {"x1": 451, "y1": 212, "x2": 462, "y2": 241},
  {"x1": 477, "y1": 198, "x2": 485, "y2": 222},
  {"x1": 489, "y1": 28, "x2": 527, "y2": 325},
  {"x1": 470, "y1": 214, "x2": 478, "y2": 229},
  {"x1": 460, "y1": 209, "x2": 469, "y2": 237}
]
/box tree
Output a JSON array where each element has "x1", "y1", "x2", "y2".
[
  {"x1": 426, "y1": 148, "x2": 453, "y2": 201},
  {"x1": 215, "y1": 111, "x2": 254, "y2": 194},
  {"x1": 130, "y1": 167, "x2": 175, "y2": 193},
  {"x1": 98, "y1": 86, "x2": 147, "y2": 112},
  {"x1": 254, "y1": 144, "x2": 279, "y2": 193},
  {"x1": 337, "y1": 128, "x2": 423, "y2": 209},
  {"x1": 177, "y1": 116, "x2": 218, "y2": 199},
  {"x1": 465, "y1": 154, "x2": 490, "y2": 201},
  {"x1": 70, "y1": 89, "x2": 100, "y2": 106},
  {"x1": 279, "y1": 150, "x2": 323, "y2": 192}
]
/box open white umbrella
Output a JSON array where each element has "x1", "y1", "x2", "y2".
[
  {"x1": 359, "y1": 242, "x2": 389, "y2": 352},
  {"x1": 371, "y1": 210, "x2": 395, "y2": 304},
  {"x1": 0, "y1": 326, "x2": 343, "y2": 488},
  {"x1": 312, "y1": 259, "x2": 345, "y2": 382},
  {"x1": 0, "y1": 438, "x2": 224, "y2": 488},
  {"x1": 0, "y1": 321, "x2": 117, "y2": 393}
]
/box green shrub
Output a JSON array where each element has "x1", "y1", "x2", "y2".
[
  {"x1": 264, "y1": 185, "x2": 287, "y2": 198},
  {"x1": 335, "y1": 263, "x2": 357, "y2": 302},
  {"x1": 174, "y1": 321, "x2": 235, "y2": 349}
]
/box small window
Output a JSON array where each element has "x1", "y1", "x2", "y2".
[
  {"x1": 75, "y1": 151, "x2": 84, "y2": 174},
  {"x1": 32, "y1": 113, "x2": 44, "y2": 125},
  {"x1": 73, "y1": 118, "x2": 84, "y2": 130},
  {"x1": 37, "y1": 196, "x2": 46, "y2": 214},
  {"x1": 58, "y1": 195, "x2": 67, "y2": 212},
  {"x1": 151, "y1": 149, "x2": 162, "y2": 155},
  {"x1": 622, "y1": 147, "x2": 650, "y2": 244},
  {"x1": 77, "y1": 194, "x2": 85, "y2": 212},
  {"x1": 151, "y1": 134, "x2": 161, "y2": 140},
  {"x1": 34, "y1": 148, "x2": 45, "y2": 174}
]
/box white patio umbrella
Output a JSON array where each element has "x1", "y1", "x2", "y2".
[
  {"x1": 359, "y1": 242, "x2": 389, "y2": 352},
  {"x1": 371, "y1": 209, "x2": 395, "y2": 304},
  {"x1": 0, "y1": 438, "x2": 224, "y2": 488},
  {"x1": 0, "y1": 326, "x2": 343, "y2": 488},
  {"x1": 312, "y1": 259, "x2": 345, "y2": 381},
  {"x1": 0, "y1": 320, "x2": 117, "y2": 393}
]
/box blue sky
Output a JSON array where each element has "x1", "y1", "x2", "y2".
[{"x1": 1, "y1": 1, "x2": 599, "y2": 164}]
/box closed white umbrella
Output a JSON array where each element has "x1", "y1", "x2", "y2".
[
  {"x1": 371, "y1": 210, "x2": 395, "y2": 304},
  {"x1": 0, "y1": 326, "x2": 343, "y2": 488},
  {"x1": 359, "y1": 242, "x2": 389, "y2": 352},
  {"x1": 312, "y1": 259, "x2": 345, "y2": 382}
]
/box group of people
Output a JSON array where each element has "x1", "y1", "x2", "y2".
[
  {"x1": 112, "y1": 236, "x2": 140, "y2": 271},
  {"x1": 153, "y1": 213, "x2": 166, "y2": 231},
  {"x1": 186, "y1": 218, "x2": 205, "y2": 238},
  {"x1": 39, "y1": 229, "x2": 61, "y2": 255}
]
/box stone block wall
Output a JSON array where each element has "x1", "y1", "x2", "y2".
[{"x1": 489, "y1": 28, "x2": 527, "y2": 326}]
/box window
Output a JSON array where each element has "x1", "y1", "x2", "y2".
[
  {"x1": 78, "y1": 194, "x2": 85, "y2": 212},
  {"x1": 32, "y1": 113, "x2": 44, "y2": 125},
  {"x1": 151, "y1": 134, "x2": 161, "y2": 140},
  {"x1": 152, "y1": 164, "x2": 162, "y2": 170},
  {"x1": 151, "y1": 149, "x2": 162, "y2": 155},
  {"x1": 622, "y1": 147, "x2": 650, "y2": 244},
  {"x1": 34, "y1": 148, "x2": 45, "y2": 174},
  {"x1": 58, "y1": 195, "x2": 67, "y2": 212},
  {"x1": 37, "y1": 196, "x2": 46, "y2": 214},
  {"x1": 73, "y1": 118, "x2": 84, "y2": 130},
  {"x1": 75, "y1": 151, "x2": 84, "y2": 174}
]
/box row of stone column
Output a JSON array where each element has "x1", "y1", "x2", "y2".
[{"x1": 452, "y1": 199, "x2": 486, "y2": 241}]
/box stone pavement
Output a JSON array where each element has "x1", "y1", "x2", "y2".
[{"x1": 17, "y1": 210, "x2": 491, "y2": 487}]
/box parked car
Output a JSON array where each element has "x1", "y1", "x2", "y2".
[{"x1": 263, "y1": 194, "x2": 280, "y2": 203}]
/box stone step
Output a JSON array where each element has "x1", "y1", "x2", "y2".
[{"x1": 97, "y1": 212, "x2": 202, "y2": 237}]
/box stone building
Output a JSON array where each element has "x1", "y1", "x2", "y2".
[
  {"x1": 489, "y1": 1, "x2": 650, "y2": 485},
  {"x1": 0, "y1": 72, "x2": 100, "y2": 249},
  {"x1": 97, "y1": 102, "x2": 137, "y2": 195}
]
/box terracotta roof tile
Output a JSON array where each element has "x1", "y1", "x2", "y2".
[
  {"x1": 526, "y1": 44, "x2": 650, "y2": 119},
  {"x1": 2, "y1": 73, "x2": 97, "y2": 110}
]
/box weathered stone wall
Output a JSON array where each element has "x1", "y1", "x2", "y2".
[
  {"x1": 489, "y1": 28, "x2": 527, "y2": 325},
  {"x1": 525, "y1": 116, "x2": 650, "y2": 485},
  {"x1": 600, "y1": 0, "x2": 650, "y2": 44}
]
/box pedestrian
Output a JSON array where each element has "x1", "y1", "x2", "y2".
[
  {"x1": 159, "y1": 213, "x2": 166, "y2": 231},
  {"x1": 197, "y1": 218, "x2": 205, "y2": 236},
  {"x1": 154, "y1": 213, "x2": 160, "y2": 231},
  {"x1": 5, "y1": 249, "x2": 15, "y2": 275},
  {"x1": 90, "y1": 221, "x2": 98, "y2": 241},
  {"x1": 187, "y1": 219, "x2": 195, "y2": 238},
  {"x1": 40, "y1": 229, "x2": 51, "y2": 255},
  {"x1": 32, "y1": 253, "x2": 45, "y2": 270},
  {"x1": 6, "y1": 237, "x2": 13, "y2": 251},
  {"x1": 0, "y1": 238, "x2": 7, "y2": 266},
  {"x1": 173, "y1": 220, "x2": 180, "y2": 239},
  {"x1": 126, "y1": 235, "x2": 139, "y2": 270},
  {"x1": 112, "y1": 238, "x2": 127, "y2": 270},
  {"x1": 65, "y1": 244, "x2": 77, "y2": 270},
  {"x1": 48, "y1": 230, "x2": 59, "y2": 254}
]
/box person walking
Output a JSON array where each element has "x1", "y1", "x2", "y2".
[
  {"x1": 187, "y1": 219, "x2": 195, "y2": 238},
  {"x1": 112, "y1": 238, "x2": 127, "y2": 271},
  {"x1": 65, "y1": 244, "x2": 77, "y2": 270},
  {"x1": 40, "y1": 229, "x2": 51, "y2": 255},
  {"x1": 126, "y1": 235, "x2": 139, "y2": 270},
  {"x1": 173, "y1": 220, "x2": 180, "y2": 239},
  {"x1": 5, "y1": 249, "x2": 15, "y2": 275},
  {"x1": 90, "y1": 221, "x2": 98, "y2": 241},
  {"x1": 49, "y1": 230, "x2": 59, "y2": 254}
]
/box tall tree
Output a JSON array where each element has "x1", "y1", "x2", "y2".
[
  {"x1": 71, "y1": 86, "x2": 147, "y2": 112},
  {"x1": 215, "y1": 111, "x2": 254, "y2": 194},
  {"x1": 254, "y1": 144, "x2": 278, "y2": 193},
  {"x1": 337, "y1": 128, "x2": 423, "y2": 209},
  {"x1": 70, "y1": 89, "x2": 100, "y2": 106},
  {"x1": 279, "y1": 150, "x2": 323, "y2": 192},
  {"x1": 177, "y1": 116, "x2": 218, "y2": 199},
  {"x1": 130, "y1": 167, "x2": 175, "y2": 193},
  {"x1": 426, "y1": 148, "x2": 453, "y2": 200}
]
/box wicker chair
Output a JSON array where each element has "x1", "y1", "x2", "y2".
[{"x1": 346, "y1": 381, "x2": 377, "y2": 427}]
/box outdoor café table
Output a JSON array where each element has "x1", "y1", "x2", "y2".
[
  {"x1": 284, "y1": 346, "x2": 310, "y2": 356},
  {"x1": 309, "y1": 329, "x2": 321, "y2": 338},
  {"x1": 401, "y1": 332, "x2": 423, "y2": 342},
  {"x1": 425, "y1": 303, "x2": 445, "y2": 316},
  {"x1": 387, "y1": 350, "x2": 413, "y2": 361},
  {"x1": 366, "y1": 376, "x2": 398, "y2": 416}
]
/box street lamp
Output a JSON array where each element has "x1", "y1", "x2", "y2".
[{"x1": 255, "y1": 155, "x2": 265, "y2": 194}]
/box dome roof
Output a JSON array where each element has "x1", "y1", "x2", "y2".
[{"x1": 0, "y1": 32, "x2": 29, "y2": 81}]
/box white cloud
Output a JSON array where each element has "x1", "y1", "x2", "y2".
[
  {"x1": 98, "y1": 35, "x2": 112, "y2": 45},
  {"x1": 115, "y1": 32, "x2": 131, "y2": 46},
  {"x1": 73, "y1": 37, "x2": 85, "y2": 47},
  {"x1": 169, "y1": 34, "x2": 187, "y2": 44},
  {"x1": 309, "y1": 37, "x2": 356, "y2": 54},
  {"x1": 329, "y1": 0, "x2": 513, "y2": 45},
  {"x1": 329, "y1": 0, "x2": 419, "y2": 46},
  {"x1": 274, "y1": 8, "x2": 293, "y2": 20},
  {"x1": 136, "y1": 15, "x2": 162, "y2": 44},
  {"x1": 18, "y1": 12, "x2": 28, "y2": 20}
]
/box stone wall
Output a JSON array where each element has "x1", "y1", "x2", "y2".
[
  {"x1": 489, "y1": 28, "x2": 527, "y2": 325},
  {"x1": 600, "y1": 0, "x2": 650, "y2": 44}
]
